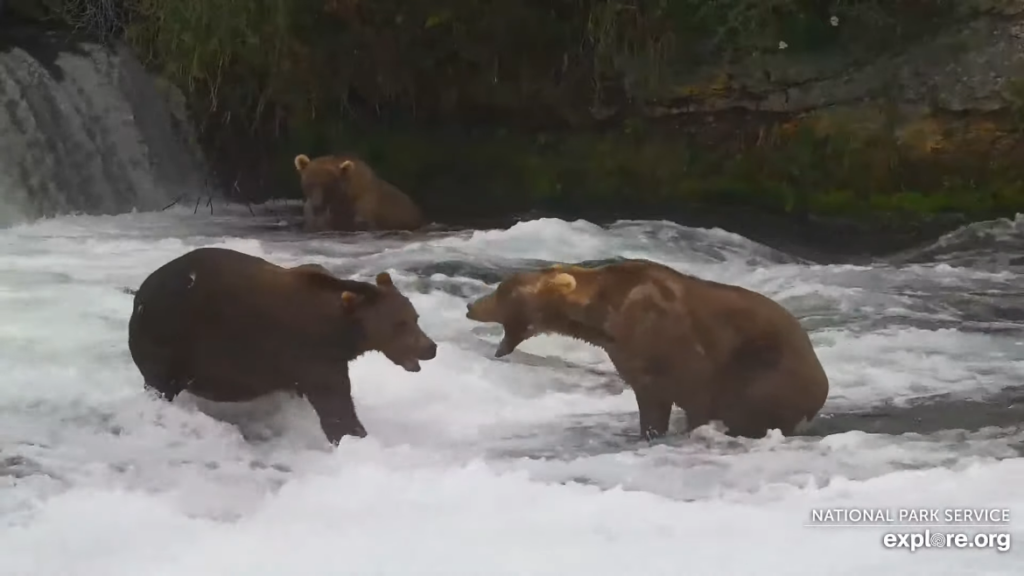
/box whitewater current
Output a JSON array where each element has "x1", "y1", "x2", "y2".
[{"x1": 1, "y1": 204, "x2": 1023, "y2": 575}]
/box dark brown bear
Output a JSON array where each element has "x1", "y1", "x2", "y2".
[
  {"x1": 293, "y1": 153, "x2": 425, "y2": 232},
  {"x1": 128, "y1": 247, "x2": 437, "y2": 445},
  {"x1": 465, "y1": 260, "x2": 829, "y2": 440}
]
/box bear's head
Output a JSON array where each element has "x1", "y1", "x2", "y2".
[
  {"x1": 294, "y1": 154, "x2": 373, "y2": 203},
  {"x1": 341, "y1": 272, "x2": 438, "y2": 371},
  {"x1": 294, "y1": 154, "x2": 340, "y2": 206},
  {"x1": 465, "y1": 266, "x2": 586, "y2": 357}
]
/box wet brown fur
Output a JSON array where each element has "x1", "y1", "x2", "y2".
[
  {"x1": 466, "y1": 259, "x2": 830, "y2": 440},
  {"x1": 128, "y1": 247, "x2": 437, "y2": 445},
  {"x1": 293, "y1": 153, "x2": 424, "y2": 232}
]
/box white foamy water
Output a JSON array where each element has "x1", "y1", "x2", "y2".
[{"x1": 2, "y1": 205, "x2": 1023, "y2": 575}]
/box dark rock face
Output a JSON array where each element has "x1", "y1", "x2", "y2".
[{"x1": 643, "y1": 5, "x2": 1024, "y2": 116}]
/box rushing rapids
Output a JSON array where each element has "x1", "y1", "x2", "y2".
[{"x1": 0, "y1": 206, "x2": 1022, "y2": 573}]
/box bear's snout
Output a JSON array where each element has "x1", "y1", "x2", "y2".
[
  {"x1": 419, "y1": 340, "x2": 438, "y2": 360},
  {"x1": 466, "y1": 293, "x2": 499, "y2": 323}
]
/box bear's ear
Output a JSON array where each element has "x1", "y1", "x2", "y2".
[
  {"x1": 543, "y1": 272, "x2": 577, "y2": 294},
  {"x1": 338, "y1": 160, "x2": 355, "y2": 174},
  {"x1": 340, "y1": 291, "x2": 363, "y2": 310},
  {"x1": 375, "y1": 272, "x2": 394, "y2": 288},
  {"x1": 291, "y1": 263, "x2": 333, "y2": 276},
  {"x1": 294, "y1": 154, "x2": 311, "y2": 172}
]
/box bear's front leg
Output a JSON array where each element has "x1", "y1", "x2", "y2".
[
  {"x1": 611, "y1": 354, "x2": 672, "y2": 441},
  {"x1": 677, "y1": 384, "x2": 713, "y2": 434},
  {"x1": 301, "y1": 376, "x2": 368, "y2": 446},
  {"x1": 633, "y1": 384, "x2": 672, "y2": 441}
]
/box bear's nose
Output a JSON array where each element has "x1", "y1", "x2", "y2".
[
  {"x1": 421, "y1": 341, "x2": 438, "y2": 360},
  {"x1": 466, "y1": 302, "x2": 486, "y2": 321},
  {"x1": 466, "y1": 294, "x2": 497, "y2": 322}
]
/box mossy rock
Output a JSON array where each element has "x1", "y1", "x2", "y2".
[{"x1": 243, "y1": 106, "x2": 1024, "y2": 228}]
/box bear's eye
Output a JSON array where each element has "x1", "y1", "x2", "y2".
[{"x1": 393, "y1": 320, "x2": 410, "y2": 332}]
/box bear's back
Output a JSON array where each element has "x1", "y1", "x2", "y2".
[{"x1": 338, "y1": 160, "x2": 422, "y2": 231}]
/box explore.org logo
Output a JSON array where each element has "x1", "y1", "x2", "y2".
[
  {"x1": 881, "y1": 530, "x2": 1011, "y2": 553},
  {"x1": 806, "y1": 507, "x2": 1013, "y2": 553}
]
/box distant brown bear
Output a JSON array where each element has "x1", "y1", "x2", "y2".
[
  {"x1": 128, "y1": 247, "x2": 438, "y2": 445},
  {"x1": 293, "y1": 153, "x2": 425, "y2": 232},
  {"x1": 465, "y1": 259, "x2": 829, "y2": 440}
]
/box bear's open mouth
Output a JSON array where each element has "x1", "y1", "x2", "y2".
[{"x1": 399, "y1": 358, "x2": 422, "y2": 372}]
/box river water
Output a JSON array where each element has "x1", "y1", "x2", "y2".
[{"x1": 1, "y1": 204, "x2": 1023, "y2": 574}]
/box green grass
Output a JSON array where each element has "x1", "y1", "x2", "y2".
[
  {"x1": 272, "y1": 116, "x2": 1024, "y2": 224},
  {"x1": 16, "y1": 0, "x2": 1019, "y2": 225}
]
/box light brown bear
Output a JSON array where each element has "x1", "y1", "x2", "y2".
[
  {"x1": 465, "y1": 259, "x2": 829, "y2": 439},
  {"x1": 128, "y1": 247, "x2": 438, "y2": 445},
  {"x1": 293, "y1": 153, "x2": 425, "y2": 232}
]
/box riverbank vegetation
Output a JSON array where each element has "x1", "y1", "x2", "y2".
[{"x1": 9, "y1": 0, "x2": 1024, "y2": 226}]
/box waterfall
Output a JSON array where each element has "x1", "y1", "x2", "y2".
[{"x1": 0, "y1": 24, "x2": 207, "y2": 226}]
